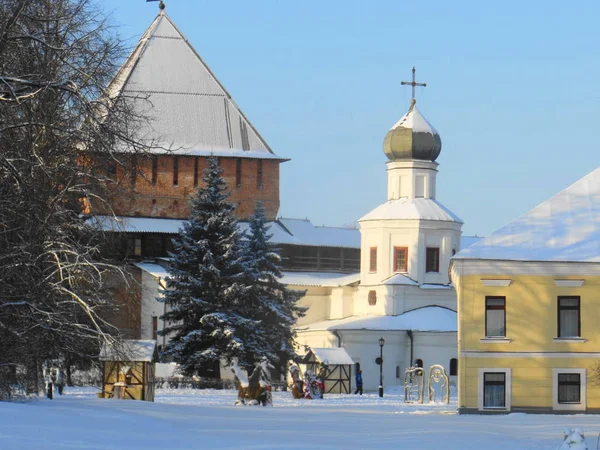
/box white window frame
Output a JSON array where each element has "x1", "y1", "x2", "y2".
[
  {"x1": 478, "y1": 368, "x2": 511, "y2": 411},
  {"x1": 553, "y1": 368, "x2": 586, "y2": 411}
]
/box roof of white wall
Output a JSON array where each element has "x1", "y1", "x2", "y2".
[
  {"x1": 454, "y1": 167, "x2": 600, "y2": 262},
  {"x1": 359, "y1": 198, "x2": 463, "y2": 223},
  {"x1": 280, "y1": 271, "x2": 360, "y2": 287},
  {"x1": 300, "y1": 306, "x2": 456, "y2": 333},
  {"x1": 89, "y1": 216, "x2": 360, "y2": 248}
]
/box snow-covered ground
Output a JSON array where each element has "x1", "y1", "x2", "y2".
[{"x1": 1, "y1": 386, "x2": 599, "y2": 449}]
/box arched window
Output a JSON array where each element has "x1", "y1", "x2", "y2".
[
  {"x1": 415, "y1": 358, "x2": 423, "y2": 368},
  {"x1": 368, "y1": 290, "x2": 377, "y2": 306},
  {"x1": 396, "y1": 365, "x2": 401, "y2": 378},
  {"x1": 450, "y1": 358, "x2": 458, "y2": 376}
]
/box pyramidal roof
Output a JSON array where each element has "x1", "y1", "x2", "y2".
[
  {"x1": 108, "y1": 11, "x2": 283, "y2": 159},
  {"x1": 454, "y1": 167, "x2": 600, "y2": 262}
]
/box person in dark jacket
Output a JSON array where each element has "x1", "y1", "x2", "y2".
[{"x1": 354, "y1": 370, "x2": 363, "y2": 395}]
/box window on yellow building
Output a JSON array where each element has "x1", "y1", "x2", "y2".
[
  {"x1": 483, "y1": 372, "x2": 505, "y2": 408},
  {"x1": 485, "y1": 297, "x2": 506, "y2": 337},
  {"x1": 558, "y1": 373, "x2": 581, "y2": 403},
  {"x1": 558, "y1": 296, "x2": 580, "y2": 337}
]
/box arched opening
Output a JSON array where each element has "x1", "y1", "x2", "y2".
[
  {"x1": 450, "y1": 358, "x2": 458, "y2": 376},
  {"x1": 415, "y1": 358, "x2": 423, "y2": 368}
]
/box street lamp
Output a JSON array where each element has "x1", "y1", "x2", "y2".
[{"x1": 378, "y1": 337, "x2": 385, "y2": 397}]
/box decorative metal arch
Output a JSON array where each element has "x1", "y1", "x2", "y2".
[{"x1": 427, "y1": 364, "x2": 450, "y2": 404}]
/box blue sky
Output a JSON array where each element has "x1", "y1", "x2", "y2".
[{"x1": 103, "y1": 0, "x2": 599, "y2": 236}]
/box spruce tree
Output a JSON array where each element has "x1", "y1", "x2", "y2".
[
  {"x1": 242, "y1": 202, "x2": 307, "y2": 375},
  {"x1": 159, "y1": 156, "x2": 258, "y2": 376}
]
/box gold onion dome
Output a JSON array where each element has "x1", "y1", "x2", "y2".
[{"x1": 383, "y1": 99, "x2": 442, "y2": 162}]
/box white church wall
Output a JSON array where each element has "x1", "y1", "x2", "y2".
[
  {"x1": 329, "y1": 286, "x2": 356, "y2": 319},
  {"x1": 295, "y1": 286, "x2": 331, "y2": 326},
  {"x1": 355, "y1": 285, "x2": 392, "y2": 316},
  {"x1": 408, "y1": 331, "x2": 457, "y2": 381},
  {"x1": 386, "y1": 161, "x2": 438, "y2": 201},
  {"x1": 338, "y1": 330, "x2": 408, "y2": 391},
  {"x1": 294, "y1": 330, "x2": 338, "y2": 351},
  {"x1": 139, "y1": 270, "x2": 168, "y2": 345},
  {"x1": 394, "y1": 286, "x2": 457, "y2": 314}
]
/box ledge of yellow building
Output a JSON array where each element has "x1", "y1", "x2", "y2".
[
  {"x1": 552, "y1": 337, "x2": 587, "y2": 343},
  {"x1": 480, "y1": 337, "x2": 512, "y2": 344}
]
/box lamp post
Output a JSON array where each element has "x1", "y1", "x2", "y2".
[{"x1": 378, "y1": 337, "x2": 385, "y2": 397}]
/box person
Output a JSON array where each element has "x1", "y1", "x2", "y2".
[
  {"x1": 56, "y1": 369, "x2": 65, "y2": 395},
  {"x1": 354, "y1": 370, "x2": 363, "y2": 395}
]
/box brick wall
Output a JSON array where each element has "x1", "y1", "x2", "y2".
[{"x1": 97, "y1": 155, "x2": 280, "y2": 220}]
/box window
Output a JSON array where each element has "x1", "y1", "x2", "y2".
[
  {"x1": 369, "y1": 247, "x2": 377, "y2": 272},
  {"x1": 173, "y1": 156, "x2": 179, "y2": 186},
  {"x1": 483, "y1": 372, "x2": 506, "y2": 408},
  {"x1": 193, "y1": 157, "x2": 199, "y2": 187},
  {"x1": 414, "y1": 359, "x2": 423, "y2": 368},
  {"x1": 236, "y1": 158, "x2": 242, "y2": 187},
  {"x1": 151, "y1": 156, "x2": 158, "y2": 185},
  {"x1": 450, "y1": 358, "x2": 458, "y2": 376},
  {"x1": 553, "y1": 368, "x2": 586, "y2": 411},
  {"x1": 152, "y1": 316, "x2": 158, "y2": 340},
  {"x1": 393, "y1": 247, "x2": 408, "y2": 272},
  {"x1": 558, "y1": 296, "x2": 580, "y2": 338},
  {"x1": 426, "y1": 247, "x2": 440, "y2": 273},
  {"x1": 452, "y1": 248, "x2": 457, "y2": 256},
  {"x1": 368, "y1": 291, "x2": 377, "y2": 306},
  {"x1": 485, "y1": 296, "x2": 506, "y2": 337},
  {"x1": 257, "y1": 160, "x2": 263, "y2": 188},
  {"x1": 396, "y1": 366, "x2": 401, "y2": 378},
  {"x1": 558, "y1": 373, "x2": 580, "y2": 403}
]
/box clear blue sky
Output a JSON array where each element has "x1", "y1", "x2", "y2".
[{"x1": 102, "y1": 0, "x2": 600, "y2": 236}]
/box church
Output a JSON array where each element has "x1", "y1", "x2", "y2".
[{"x1": 97, "y1": 6, "x2": 480, "y2": 391}]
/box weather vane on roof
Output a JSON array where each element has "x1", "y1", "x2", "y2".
[
  {"x1": 146, "y1": 0, "x2": 165, "y2": 10},
  {"x1": 401, "y1": 66, "x2": 426, "y2": 102}
]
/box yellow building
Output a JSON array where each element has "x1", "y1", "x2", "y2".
[{"x1": 451, "y1": 168, "x2": 600, "y2": 413}]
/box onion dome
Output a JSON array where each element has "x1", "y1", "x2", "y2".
[{"x1": 383, "y1": 99, "x2": 442, "y2": 162}]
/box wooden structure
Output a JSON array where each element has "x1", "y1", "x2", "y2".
[
  {"x1": 99, "y1": 340, "x2": 158, "y2": 401},
  {"x1": 303, "y1": 347, "x2": 353, "y2": 394}
]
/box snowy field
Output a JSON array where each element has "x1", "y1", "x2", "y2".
[{"x1": 1, "y1": 387, "x2": 599, "y2": 449}]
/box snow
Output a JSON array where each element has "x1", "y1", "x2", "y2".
[
  {"x1": 4, "y1": 386, "x2": 599, "y2": 449},
  {"x1": 382, "y1": 273, "x2": 419, "y2": 285},
  {"x1": 360, "y1": 197, "x2": 463, "y2": 223},
  {"x1": 302, "y1": 306, "x2": 457, "y2": 332},
  {"x1": 308, "y1": 347, "x2": 354, "y2": 365},
  {"x1": 281, "y1": 271, "x2": 360, "y2": 287},
  {"x1": 89, "y1": 216, "x2": 361, "y2": 248},
  {"x1": 454, "y1": 167, "x2": 600, "y2": 262},
  {"x1": 391, "y1": 104, "x2": 440, "y2": 135}
]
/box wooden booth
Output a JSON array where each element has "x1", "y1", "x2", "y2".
[
  {"x1": 303, "y1": 347, "x2": 354, "y2": 394},
  {"x1": 99, "y1": 339, "x2": 158, "y2": 401}
]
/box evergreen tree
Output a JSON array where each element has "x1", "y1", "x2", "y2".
[
  {"x1": 159, "y1": 156, "x2": 259, "y2": 376},
  {"x1": 242, "y1": 202, "x2": 307, "y2": 374}
]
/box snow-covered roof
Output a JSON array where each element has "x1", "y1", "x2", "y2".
[
  {"x1": 359, "y1": 198, "x2": 463, "y2": 223},
  {"x1": 280, "y1": 271, "x2": 360, "y2": 287},
  {"x1": 106, "y1": 11, "x2": 283, "y2": 160},
  {"x1": 278, "y1": 218, "x2": 360, "y2": 248},
  {"x1": 300, "y1": 306, "x2": 456, "y2": 333},
  {"x1": 382, "y1": 273, "x2": 418, "y2": 286},
  {"x1": 89, "y1": 216, "x2": 361, "y2": 249},
  {"x1": 134, "y1": 262, "x2": 170, "y2": 279},
  {"x1": 306, "y1": 347, "x2": 354, "y2": 365},
  {"x1": 99, "y1": 340, "x2": 158, "y2": 362},
  {"x1": 454, "y1": 167, "x2": 600, "y2": 263}
]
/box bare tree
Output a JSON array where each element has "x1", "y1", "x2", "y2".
[{"x1": 0, "y1": 0, "x2": 147, "y2": 399}]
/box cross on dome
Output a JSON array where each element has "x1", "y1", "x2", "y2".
[{"x1": 401, "y1": 66, "x2": 426, "y2": 103}]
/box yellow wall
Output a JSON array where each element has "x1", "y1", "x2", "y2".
[{"x1": 454, "y1": 270, "x2": 600, "y2": 412}]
